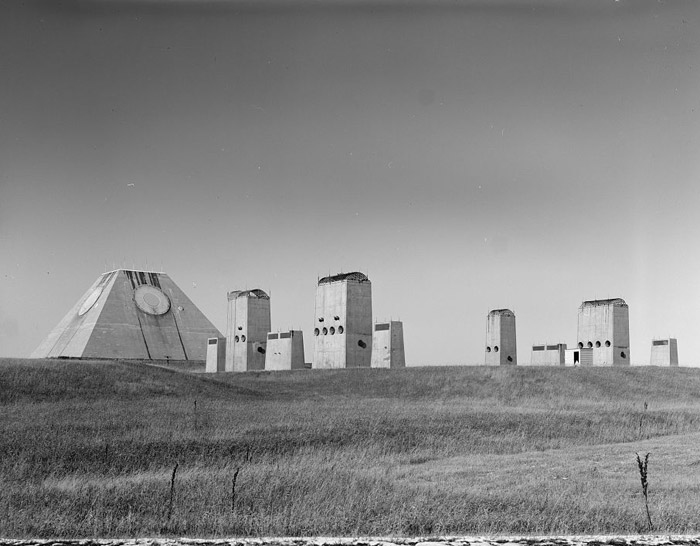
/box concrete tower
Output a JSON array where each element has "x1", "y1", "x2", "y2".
[
  {"x1": 576, "y1": 298, "x2": 630, "y2": 366},
  {"x1": 485, "y1": 309, "x2": 517, "y2": 365},
  {"x1": 226, "y1": 289, "x2": 271, "y2": 372},
  {"x1": 265, "y1": 330, "x2": 305, "y2": 371},
  {"x1": 371, "y1": 321, "x2": 406, "y2": 368},
  {"x1": 313, "y1": 272, "x2": 372, "y2": 369},
  {"x1": 31, "y1": 269, "x2": 222, "y2": 361},
  {"x1": 650, "y1": 338, "x2": 678, "y2": 367}
]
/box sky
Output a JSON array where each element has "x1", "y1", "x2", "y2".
[{"x1": 1, "y1": 0, "x2": 698, "y2": 366}]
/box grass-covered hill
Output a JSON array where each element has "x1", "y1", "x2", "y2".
[{"x1": 2, "y1": 358, "x2": 700, "y2": 538}]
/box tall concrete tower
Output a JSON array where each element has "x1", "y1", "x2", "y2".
[
  {"x1": 650, "y1": 338, "x2": 678, "y2": 367},
  {"x1": 226, "y1": 289, "x2": 271, "y2": 372},
  {"x1": 485, "y1": 309, "x2": 517, "y2": 365},
  {"x1": 371, "y1": 321, "x2": 406, "y2": 368},
  {"x1": 576, "y1": 298, "x2": 630, "y2": 366},
  {"x1": 313, "y1": 272, "x2": 372, "y2": 369}
]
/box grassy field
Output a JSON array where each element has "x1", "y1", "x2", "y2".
[{"x1": 2, "y1": 358, "x2": 700, "y2": 538}]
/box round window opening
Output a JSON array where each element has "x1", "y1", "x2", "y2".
[
  {"x1": 587, "y1": 341, "x2": 593, "y2": 348},
  {"x1": 605, "y1": 340, "x2": 611, "y2": 347},
  {"x1": 486, "y1": 346, "x2": 491, "y2": 353},
  {"x1": 494, "y1": 346, "x2": 499, "y2": 352},
  {"x1": 134, "y1": 285, "x2": 171, "y2": 316},
  {"x1": 234, "y1": 336, "x2": 240, "y2": 342},
  {"x1": 322, "y1": 327, "x2": 328, "y2": 335},
  {"x1": 338, "y1": 325, "x2": 344, "y2": 334},
  {"x1": 314, "y1": 328, "x2": 320, "y2": 336},
  {"x1": 241, "y1": 335, "x2": 246, "y2": 342},
  {"x1": 578, "y1": 342, "x2": 584, "y2": 349},
  {"x1": 595, "y1": 341, "x2": 601, "y2": 348},
  {"x1": 329, "y1": 327, "x2": 335, "y2": 335}
]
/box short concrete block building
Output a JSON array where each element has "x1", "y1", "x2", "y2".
[
  {"x1": 313, "y1": 272, "x2": 372, "y2": 369},
  {"x1": 577, "y1": 298, "x2": 630, "y2": 366},
  {"x1": 265, "y1": 330, "x2": 305, "y2": 371},
  {"x1": 205, "y1": 337, "x2": 226, "y2": 373},
  {"x1": 226, "y1": 289, "x2": 271, "y2": 372},
  {"x1": 370, "y1": 321, "x2": 406, "y2": 368},
  {"x1": 485, "y1": 309, "x2": 517, "y2": 365},
  {"x1": 650, "y1": 337, "x2": 678, "y2": 367},
  {"x1": 530, "y1": 343, "x2": 567, "y2": 366}
]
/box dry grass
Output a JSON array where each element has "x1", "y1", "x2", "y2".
[{"x1": 2, "y1": 358, "x2": 700, "y2": 537}]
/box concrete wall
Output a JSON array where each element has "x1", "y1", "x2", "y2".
[
  {"x1": 265, "y1": 330, "x2": 305, "y2": 371},
  {"x1": 485, "y1": 309, "x2": 517, "y2": 365},
  {"x1": 530, "y1": 343, "x2": 566, "y2": 366},
  {"x1": 313, "y1": 272, "x2": 372, "y2": 369},
  {"x1": 226, "y1": 289, "x2": 271, "y2": 372},
  {"x1": 577, "y1": 298, "x2": 630, "y2": 366},
  {"x1": 650, "y1": 338, "x2": 679, "y2": 366},
  {"x1": 371, "y1": 321, "x2": 406, "y2": 368},
  {"x1": 205, "y1": 337, "x2": 226, "y2": 372},
  {"x1": 32, "y1": 270, "x2": 222, "y2": 361}
]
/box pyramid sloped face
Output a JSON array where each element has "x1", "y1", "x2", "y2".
[{"x1": 32, "y1": 270, "x2": 222, "y2": 361}]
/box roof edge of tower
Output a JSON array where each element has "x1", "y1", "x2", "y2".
[
  {"x1": 488, "y1": 308, "x2": 514, "y2": 316},
  {"x1": 228, "y1": 288, "x2": 270, "y2": 300},
  {"x1": 318, "y1": 271, "x2": 370, "y2": 285},
  {"x1": 580, "y1": 298, "x2": 627, "y2": 308}
]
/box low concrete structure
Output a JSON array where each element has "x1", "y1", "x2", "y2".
[
  {"x1": 265, "y1": 330, "x2": 305, "y2": 371},
  {"x1": 31, "y1": 269, "x2": 222, "y2": 361},
  {"x1": 577, "y1": 298, "x2": 630, "y2": 366},
  {"x1": 226, "y1": 289, "x2": 271, "y2": 372},
  {"x1": 371, "y1": 321, "x2": 406, "y2": 368},
  {"x1": 313, "y1": 272, "x2": 372, "y2": 369},
  {"x1": 205, "y1": 337, "x2": 226, "y2": 373},
  {"x1": 485, "y1": 309, "x2": 517, "y2": 365},
  {"x1": 650, "y1": 338, "x2": 679, "y2": 367},
  {"x1": 530, "y1": 343, "x2": 567, "y2": 366}
]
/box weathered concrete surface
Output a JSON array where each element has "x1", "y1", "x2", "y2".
[
  {"x1": 371, "y1": 321, "x2": 406, "y2": 368},
  {"x1": 265, "y1": 330, "x2": 305, "y2": 371},
  {"x1": 529, "y1": 343, "x2": 566, "y2": 366},
  {"x1": 225, "y1": 289, "x2": 271, "y2": 372},
  {"x1": 313, "y1": 272, "x2": 372, "y2": 369},
  {"x1": 485, "y1": 309, "x2": 517, "y2": 366},
  {"x1": 31, "y1": 270, "x2": 222, "y2": 361},
  {"x1": 2, "y1": 536, "x2": 699, "y2": 546},
  {"x1": 577, "y1": 298, "x2": 630, "y2": 366},
  {"x1": 205, "y1": 337, "x2": 226, "y2": 373},
  {"x1": 650, "y1": 338, "x2": 679, "y2": 367}
]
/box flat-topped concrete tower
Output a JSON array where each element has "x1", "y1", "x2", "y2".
[
  {"x1": 265, "y1": 330, "x2": 305, "y2": 371},
  {"x1": 650, "y1": 337, "x2": 678, "y2": 367},
  {"x1": 577, "y1": 298, "x2": 630, "y2": 366},
  {"x1": 530, "y1": 343, "x2": 566, "y2": 366},
  {"x1": 485, "y1": 309, "x2": 517, "y2": 365},
  {"x1": 313, "y1": 271, "x2": 372, "y2": 369},
  {"x1": 226, "y1": 289, "x2": 271, "y2": 372},
  {"x1": 371, "y1": 321, "x2": 406, "y2": 368},
  {"x1": 31, "y1": 269, "x2": 222, "y2": 361}
]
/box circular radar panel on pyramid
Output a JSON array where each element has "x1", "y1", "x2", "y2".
[
  {"x1": 134, "y1": 285, "x2": 171, "y2": 316},
  {"x1": 78, "y1": 286, "x2": 104, "y2": 316}
]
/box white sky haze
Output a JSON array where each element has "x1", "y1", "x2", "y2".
[{"x1": 1, "y1": 0, "x2": 698, "y2": 366}]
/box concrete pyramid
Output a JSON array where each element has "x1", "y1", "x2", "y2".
[{"x1": 32, "y1": 269, "x2": 222, "y2": 361}]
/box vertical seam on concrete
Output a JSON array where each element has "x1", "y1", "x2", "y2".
[
  {"x1": 170, "y1": 293, "x2": 189, "y2": 360},
  {"x1": 135, "y1": 312, "x2": 152, "y2": 360}
]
